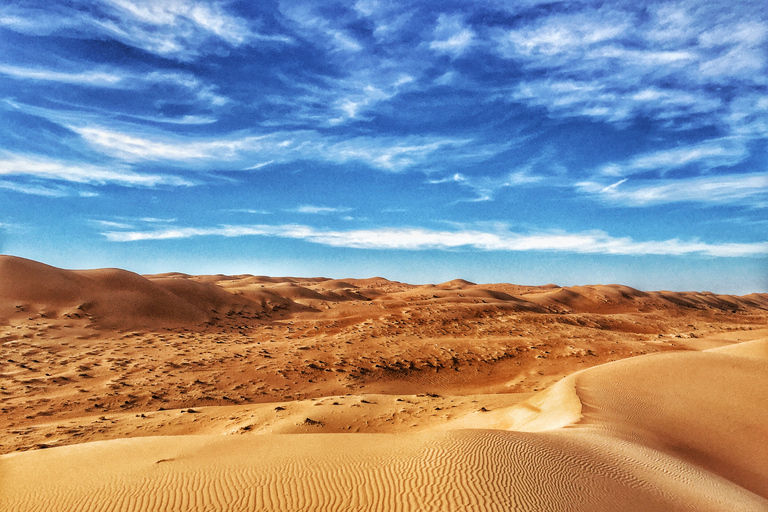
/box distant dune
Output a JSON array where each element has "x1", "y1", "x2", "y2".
[
  {"x1": 1, "y1": 255, "x2": 767, "y2": 511},
  {"x1": 2, "y1": 255, "x2": 765, "y2": 329}
]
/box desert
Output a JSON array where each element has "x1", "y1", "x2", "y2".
[
  {"x1": 0, "y1": 254, "x2": 766, "y2": 511},
  {"x1": 4, "y1": 0, "x2": 768, "y2": 510}
]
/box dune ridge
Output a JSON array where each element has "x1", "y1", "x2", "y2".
[
  {"x1": 1, "y1": 255, "x2": 767, "y2": 511},
  {"x1": 2, "y1": 255, "x2": 766, "y2": 330}
]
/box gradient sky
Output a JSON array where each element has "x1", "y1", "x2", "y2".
[{"x1": 1, "y1": 0, "x2": 766, "y2": 293}]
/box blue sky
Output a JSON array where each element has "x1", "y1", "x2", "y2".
[{"x1": 1, "y1": 0, "x2": 766, "y2": 293}]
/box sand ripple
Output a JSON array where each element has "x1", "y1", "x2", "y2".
[{"x1": 3, "y1": 428, "x2": 767, "y2": 511}]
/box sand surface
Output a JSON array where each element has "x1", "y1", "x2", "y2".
[{"x1": 1, "y1": 255, "x2": 767, "y2": 510}]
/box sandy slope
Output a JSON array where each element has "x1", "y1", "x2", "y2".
[
  {"x1": 3, "y1": 342, "x2": 767, "y2": 511},
  {"x1": 2, "y1": 255, "x2": 767, "y2": 511}
]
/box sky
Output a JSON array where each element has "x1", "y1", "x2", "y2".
[{"x1": 0, "y1": 0, "x2": 767, "y2": 293}]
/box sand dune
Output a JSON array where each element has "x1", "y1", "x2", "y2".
[
  {"x1": 0, "y1": 256, "x2": 214, "y2": 328},
  {"x1": 3, "y1": 343, "x2": 767, "y2": 511},
  {"x1": 1, "y1": 255, "x2": 767, "y2": 510},
  {"x1": 4, "y1": 431, "x2": 761, "y2": 512},
  {"x1": 574, "y1": 342, "x2": 768, "y2": 498}
]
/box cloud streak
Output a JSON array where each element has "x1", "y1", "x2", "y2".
[
  {"x1": 102, "y1": 223, "x2": 768, "y2": 258},
  {"x1": 69, "y1": 124, "x2": 480, "y2": 172},
  {"x1": 0, "y1": 0, "x2": 290, "y2": 61},
  {"x1": 577, "y1": 173, "x2": 768, "y2": 207},
  {"x1": 292, "y1": 205, "x2": 353, "y2": 214},
  {"x1": 428, "y1": 171, "x2": 543, "y2": 202},
  {"x1": 597, "y1": 139, "x2": 749, "y2": 178},
  {"x1": 0, "y1": 65, "x2": 126, "y2": 87},
  {"x1": 0, "y1": 153, "x2": 191, "y2": 187}
]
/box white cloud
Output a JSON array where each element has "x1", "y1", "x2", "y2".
[
  {"x1": 91, "y1": 220, "x2": 136, "y2": 229},
  {"x1": 598, "y1": 139, "x2": 748, "y2": 178},
  {"x1": 697, "y1": 21, "x2": 767, "y2": 80},
  {"x1": 0, "y1": 0, "x2": 290, "y2": 61},
  {"x1": 0, "y1": 180, "x2": 71, "y2": 197},
  {"x1": 279, "y1": 3, "x2": 362, "y2": 53},
  {"x1": 428, "y1": 170, "x2": 543, "y2": 202},
  {"x1": 242, "y1": 161, "x2": 275, "y2": 170},
  {"x1": 227, "y1": 208, "x2": 270, "y2": 215},
  {"x1": 140, "y1": 217, "x2": 177, "y2": 223},
  {"x1": 93, "y1": 0, "x2": 256, "y2": 58},
  {"x1": 0, "y1": 65, "x2": 125, "y2": 87},
  {"x1": 328, "y1": 137, "x2": 469, "y2": 171},
  {"x1": 727, "y1": 93, "x2": 768, "y2": 137},
  {"x1": 70, "y1": 124, "x2": 477, "y2": 172},
  {"x1": 0, "y1": 153, "x2": 191, "y2": 187},
  {"x1": 430, "y1": 14, "x2": 475, "y2": 56},
  {"x1": 70, "y1": 126, "x2": 273, "y2": 162},
  {"x1": 0, "y1": 5, "x2": 83, "y2": 35},
  {"x1": 1, "y1": 68, "x2": 229, "y2": 115},
  {"x1": 577, "y1": 173, "x2": 768, "y2": 206},
  {"x1": 331, "y1": 84, "x2": 393, "y2": 123},
  {"x1": 628, "y1": 145, "x2": 744, "y2": 174},
  {"x1": 293, "y1": 205, "x2": 353, "y2": 214},
  {"x1": 498, "y1": 11, "x2": 629, "y2": 58},
  {"x1": 272, "y1": 3, "x2": 424, "y2": 126},
  {"x1": 496, "y1": 3, "x2": 768, "y2": 132},
  {"x1": 511, "y1": 79, "x2": 722, "y2": 124},
  {"x1": 579, "y1": 138, "x2": 762, "y2": 206},
  {"x1": 328, "y1": 29, "x2": 363, "y2": 52},
  {"x1": 102, "y1": 222, "x2": 768, "y2": 258},
  {"x1": 325, "y1": 71, "x2": 415, "y2": 124}
]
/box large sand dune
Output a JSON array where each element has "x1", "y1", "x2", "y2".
[{"x1": 1, "y1": 255, "x2": 767, "y2": 510}]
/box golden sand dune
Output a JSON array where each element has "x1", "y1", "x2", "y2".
[
  {"x1": 3, "y1": 343, "x2": 767, "y2": 511},
  {"x1": 575, "y1": 342, "x2": 768, "y2": 498},
  {"x1": 1, "y1": 256, "x2": 767, "y2": 510}
]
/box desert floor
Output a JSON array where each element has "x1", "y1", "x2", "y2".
[{"x1": 1, "y1": 255, "x2": 767, "y2": 511}]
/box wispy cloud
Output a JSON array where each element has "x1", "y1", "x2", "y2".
[
  {"x1": 0, "y1": 65, "x2": 125, "y2": 87},
  {"x1": 102, "y1": 222, "x2": 768, "y2": 258},
  {"x1": 101, "y1": 0, "x2": 252, "y2": 45},
  {"x1": 69, "y1": 126, "x2": 270, "y2": 162},
  {"x1": 0, "y1": 180, "x2": 72, "y2": 197},
  {"x1": 577, "y1": 173, "x2": 768, "y2": 207},
  {"x1": 292, "y1": 205, "x2": 353, "y2": 214},
  {"x1": 269, "y1": 2, "x2": 429, "y2": 126},
  {"x1": 326, "y1": 136, "x2": 471, "y2": 171},
  {"x1": 511, "y1": 79, "x2": 724, "y2": 124},
  {"x1": 226, "y1": 208, "x2": 271, "y2": 215},
  {"x1": 497, "y1": 11, "x2": 629, "y2": 58},
  {"x1": 495, "y1": 2, "x2": 768, "y2": 133},
  {"x1": 428, "y1": 171, "x2": 543, "y2": 202},
  {"x1": 88, "y1": 217, "x2": 177, "y2": 231},
  {"x1": 2, "y1": 69, "x2": 229, "y2": 121},
  {"x1": 280, "y1": 2, "x2": 363, "y2": 53},
  {"x1": 0, "y1": 153, "x2": 191, "y2": 187},
  {"x1": 329, "y1": 77, "x2": 413, "y2": 124},
  {"x1": 597, "y1": 139, "x2": 749, "y2": 178},
  {"x1": 429, "y1": 14, "x2": 474, "y2": 56},
  {"x1": 69, "y1": 124, "x2": 480, "y2": 172},
  {"x1": 427, "y1": 149, "x2": 559, "y2": 201},
  {"x1": 90, "y1": 219, "x2": 136, "y2": 230},
  {"x1": 242, "y1": 161, "x2": 275, "y2": 170},
  {"x1": 0, "y1": 1, "x2": 290, "y2": 61}
]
